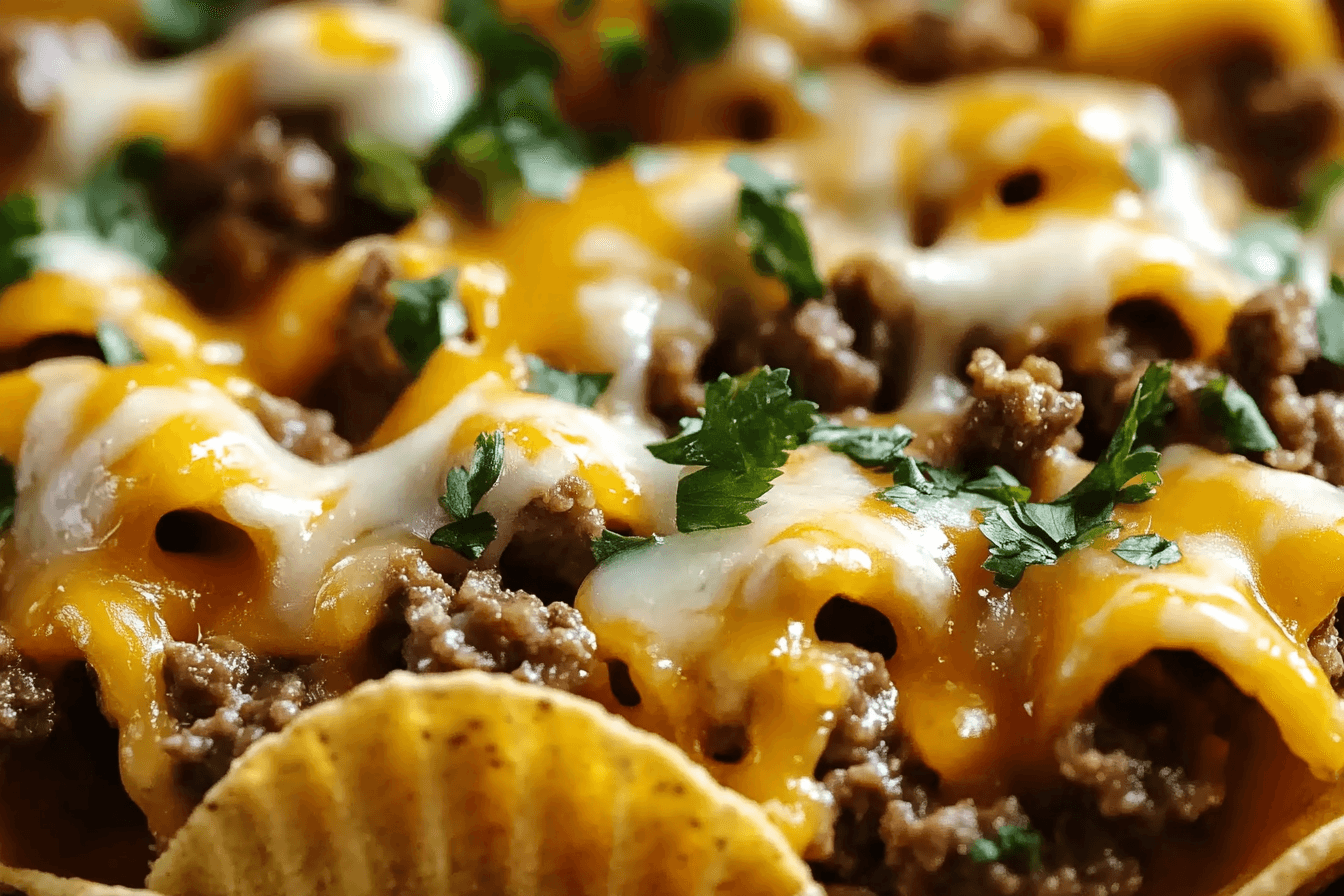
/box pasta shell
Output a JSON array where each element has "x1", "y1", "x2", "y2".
[
  {"x1": 0, "y1": 864, "x2": 155, "y2": 896},
  {"x1": 146, "y1": 670, "x2": 822, "y2": 896}
]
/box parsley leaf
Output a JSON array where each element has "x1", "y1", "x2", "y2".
[
  {"x1": 0, "y1": 457, "x2": 14, "y2": 533},
  {"x1": 1318, "y1": 274, "x2": 1344, "y2": 367},
  {"x1": 1112, "y1": 533, "x2": 1182, "y2": 568},
  {"x1": 1291, "y1": 159, "x2": 1344, "y2": 231},
  {"x1": 591, "y1": 528, "x2": 661, "y2": 562},
  {"x1": 969, "y1": 825, "x2": 1042, "y2": 871},
  {"x1": 1197, "y1": 374, "x2": 1279, "y2": 452},
  {"x1": 140, "y1": 0, "x2": 248, "y2": 52},
  {"x1": 346, "y1": 134, "x2": 432, "y2": 217},
  {"x1": 727, "y1": 153, "x2": 824, "y2": 307},
  {"x1": 660, "y1": 0, "x2": 736, "y2": 64},
  {"x1": 524, "y1": 357, "x2": 612, "y2": 407},
  {"x1": 1125, "y1": 140, "x2": 1162, "y2": 192},
  {"x1": 809, "y1": 422, "x2": 912, "y2": 470},
  {"x1": 598, "y1": 19, "x2": 647, "y2": 77},
  {"x1": 648, "y1": 367, "x2": 818, "y2": 533},
  {"x1": 0, "y1": 194, "x2": 40, "y2": 291},
  {"x1": 57, "y1": 138, "x2": 170, "y2": 269},
  {"x1": 980, "y1": 362, "x2": 1174, "y2": 587},
  {"x1": 95, "y1": 322, "x2": 146, "y2": 366},
  {"x1": 431, "y1": 430, "x2": 505, "y2": 559},
  {"x1": 386, "y1": 271, "x2": 468, "y2": 374}
]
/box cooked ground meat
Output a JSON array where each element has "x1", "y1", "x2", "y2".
[
  {"x1": 496, "y1": 475, "x2": 605, "y2": 605},
  {"x1": 157, "y1": 111, "x2": 406, "y2": 317},
  {"x1": 394, "y1": 557, "x2": 601, "y2": 695},
  {"x1": 1310, "y1": 609, "x2": 1344, "y2": 692},
  {"x1": 304, "y1": 250, "x2": 414, "y2": 444},
  {"x1": 811, "y1": 651, "x2": 1235, "y2": 896},
  {"x1": 648, "y1": 333, "x2": 709, "y2": 422},
  {"x1": 235, "y1": 387, "x2": 353, "y2": 463},
  {"x1": 0, "y1": 628, "x2": 57, "y2": 745},
  {"x1": 159, "y1": 638, "x2": 325, "y2": 800},
  {"x1": 861, "y1": 0, "x2": 1041, "y2": 86}
]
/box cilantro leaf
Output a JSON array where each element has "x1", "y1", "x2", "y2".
[
  {"x1": 346, "y1": 134, "x2": 432, "y2": 217},
  {"x1": 1197, "y1": 375, "x2": 1279, "y2": 452},
  {"x1": 1125, "y1": 140, "x2": 1162, "y2": 192},
  {"x1": 58, "y1": 138, "x2": 170, "y2": 269},
  {"x1": 659, "y1": 0, "x2": 736, "y2": 64},
  {"x1": 648, "y1": 367, "x2": 817, "y2": 533},
  {"x1": 598, "y1": 19, "x2": 647, "y2": 77},
  {"x1": 140, "y1": 0, "x2": 248, "y2": 52},
  {"x1": 1318, "y1": 274, "x2": 1344, "y2": 367},
  {"x1": 1062, "y1": 361, "x2": 1171, "y2": 508},
  {"x1": 386, "y1": 271, "x2": 468, "y2": 374},
  {"x1": 1291, "y1": 159, "x2": 1344, "y2": 231},
  {"x1": 0, "y1": 457, "x2": 14, "y2": 533},
  {"x1": 726, "y1": 153, "x2": 824, "y2": 307},
  {"x1": 1112, "y1": 534, "x2": 1182, "y2": 569},
  {"x1": 0, "y1": 194, "x2": 40, "y2": 291},
  {"x1": 591, "y1": 528, "x2": 661, "y2": 562},
  {"x1": 524, "y1": 357, "x2": 612, "y2": 407},
  {"x1": 970, "y1": 825, "x2": 1043, "y2": 871},
  {"x1": 95, "y1": 322, "x2": 146, "y2": 366},
  {"x1": 808, "y1": 422, "x2": 912, "y2": 470},
  {"x1": 432, "y1": 430, "x2": 506, "y2": 559},
  {"x1": 429, "y1": 512, "x2": 499, "y2": 560}
]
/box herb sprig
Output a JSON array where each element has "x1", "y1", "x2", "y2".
[
  {"x1": 1197, "y1": 374, "x2": 1279, "y2": 452},
  {"x1": 590, "y1": 528, "x2": 661, "y2": 562},
  {"x1": 431, "y1": 431, "x2": 506, "y2": 559},
  {"x1": 524, "y1": 357, "x2": 612, "y2": 407},
  {"x1": 347, "y1": 134, "x2": 434, "y2": 217},
  {"x1": 57, "y1": 138, "x2": 171, "y2": 270},
  {"x1": 385, "y1": 271, "x2": 469, "y2": 374},
  {"x1": 969, "y1": 824, "x2": 1042, "y2": 871},
  {"x1": 726, "y1": 153, "x2": 825, "y2": 307},
  {"x1": 0, "y1": 195, "x2": 40, "y2": 292}
]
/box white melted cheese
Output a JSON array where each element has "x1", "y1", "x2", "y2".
[{"x1": 13, "y1": 363, "x2": 677, "y2": 635}]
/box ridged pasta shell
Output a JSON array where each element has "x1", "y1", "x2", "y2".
[
  {"x1": 0, "y1": 864, "x2": 155, "y2": 896},
  {"x1": 147, "y1": 670, "x2": 822, "y2": 896}
]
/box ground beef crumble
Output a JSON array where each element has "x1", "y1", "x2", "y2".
[
  {"x1": 0, "y1": 628, "x2": 57, "y2": 745},
  {"x1": 862, "y1": 0, "x2": 1041, "y2": 86},
  {"x1": 234, "y1": 387, "x2": 353, "y2": 463},
  {"x1": 496, "y1": 475, "x2": 605, "y2": 605}
]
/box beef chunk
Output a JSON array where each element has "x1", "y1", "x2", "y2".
[
  {"x1": 817, "y1": 644, "x2": 900, "y2": 772},
  {"x1": 1309, "y1": 607, "x2": 1344, "y2": 692},
  {"x1": 234, "y1": 387, "x2": 353, "y2": 463},
  {"x1": 862, "y1": 0, "x2": 1041, "y2": 85},
  {"x1": 497, "y1": 475, "x2": 605, "y2": 605},
  {"x1": 305, "y1": 250, "x2": 413, "y2": 444},
  {"x1": 395, "y1": 558, "x2": 600, "y2": 695},
  {"x1": 648, "y1": 333, "x2": 709, "y2": 423},
  {"x1": 0, "y1": 629, "x2": 57, "y2": 745},
  {"x1": 160, "y1": 638, "x2": 323, "y2": 799}
]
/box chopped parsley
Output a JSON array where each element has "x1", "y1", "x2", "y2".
[
  {"x1": 1111, "y1": 533, "x2": 1182, "y2": 568},
  {"x1": 57, "y1": 137, "x2": 170, "y2": 270},
  {"x1": 524, "y1": 357, "x2": 612, "y2": 407},
  {"x1": 883, "y1": 461, "x2": 1029, "y2": 514},
  {"x1": 648, "y1": 367, "x2": 817, "y2": 532},
  {"x1": 1197, "y1": 374, "x2": 1279, "y2": 452},
  {"x1": 969, "y1": 824, "x2": 1042, "y2": 871},
  {"x1": 0, "y1": 194, "x2": 40, "y2": 291},
  {"x1": 431, "y1": 431, "x2": 505, "y2": 560},
  {"x1": 980, "y1": 362, "x2": 1175, "y2": 587},
  {"x1": 1125, "y1": 140, "x2": 1162, "y2": 192},
  {"x1": 346, "y1": 134, "x2": 433, "y2": 217},
  {"x1": 385, "y1": 271, "x2": 468, "y2": 374},
  {"x1": 659, "y1": 0, "x2": 737, "y2": 64},
  {"x1": 809, "y1": 422, "x2": 913, "y2": 470},
  {"x1": 598, "y1": 19, "x2": 647, "y2": 77},
  {"x1": 140, "y1": 0, "x2": 248, "y2": 53},
  {"x1": 95, "y1": 322, "x2": 146, "y2": 366},
  {"x1": 0, "y1": 457, "x2": 14, "y2": 533},
  {"x1": 727, "y1": 153, "x2": 824, "y2": 307},
  {"x1": 1318, "y1": 274, "x2": 1344, "y2": 367},
  {"x1": 591, "y1": 528, "x2": 662, "y2": 563},
  {"x1": 1290, "y1": 159, "x2": 1344, "y2": 231}
]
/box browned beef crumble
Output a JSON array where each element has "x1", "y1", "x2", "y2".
[
  {"x1": 496, "y1": 475, "x2": 605, "y2": 605},
  {"x1": 159, "y1": 638, "x2": 326, "y2": 800},
  {"x1": 234, "y1": 387, "x2": 353, "y2": 463},
  {"x1": 861, "y1": 0, "x2": 1041, "y2": 86},
  {"x1": 304, "y1": 250, "x2": 415, "y2": 444},
  {"x1": 155, "y1": 111, "x2": 408, "y2": 317},
  {"x1": 0, "y1": 628, "x2": 57, "y2": 745},
  {"x1": 809, "y1": 651, "x2": 1236, "y2": 896},
  {"x1": 1310, "y1": 609, "x2": 1344, "y2": 693}
]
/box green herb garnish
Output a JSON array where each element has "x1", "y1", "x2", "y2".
[
  {"x1": 648, "y1": 367, "x2": 817, "y2": 532},
  {"x1": 1125, "y1": 140, "x2": 1162, "y2": 192},
  {"x1": 347, "y1": 133, "x2": 433, "y2": 217},
  {"x1": 1291, "y1": 159, "x2": 1344, "y2": 231},
  {"x1": 808, "y1": 422, "x2": 913, "y2": 470},
  {"x1": 431, "y1": 430, "x2": 505, "y2": 559},
  {"x1": 659, "y1": 0, "x2": 736, "y2": 64},
  {"x1": 57, "y1": 137, "x2": 170, "y2": 270},
  {"x1": 524, "y1": 357, "x2": 612, "y2": 407},
  {"x1": 1318, "y1": 274, "x2": 1344, "y2": 367},
  {"x1": 95, "y1": 322, "x2": 146, "y2": 366},
  {"x1": 385, "y1": 271, "x2": 468, "y2": 374},
  {"x1": 598, "y1": 19, "x2": 647, "y2": 76},
  {"x1": 726, "y1": 153, "x2": 824, "y2": 307},
  {"x1": 591, "y1": 528, "x2": 661, "y2": 562},
  {"x1": 969, "y1": 825, "x2": 1042, "y2": 871},
  {"x1": 1111, "y1": 533, "x2": 1182, "y2": 568},
  {"x1": 140, "y1": 0, "x2": 248, "y2": 53},
  {"x1": 0, "y1": 458, "x2": 14, "y2": 533},
  {"x1": 1197, "y1": 374, "x2": 1279, "y2": 452},
  {"x1": 0, "y1": 194, "x2": 40, "y2": 291},
  {"x1": 1228, "y1": 218, "x2": 1301, "y2": 284},
  {"x1": 979, "y1": 362, "x2": 1174, "y2": 587}
]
